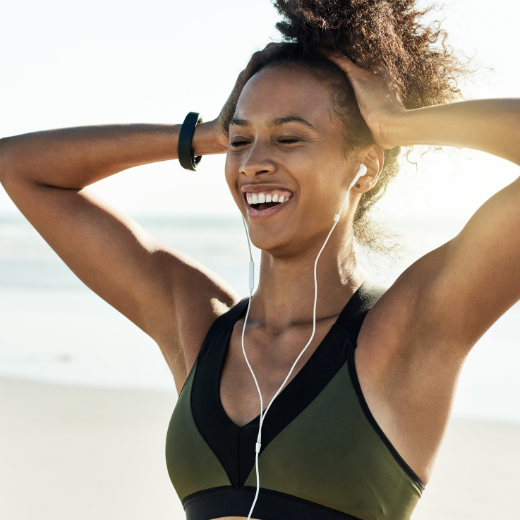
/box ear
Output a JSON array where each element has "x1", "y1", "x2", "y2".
[{"x1": 352, "y1": 145, "x2": 384, "y2": 193}]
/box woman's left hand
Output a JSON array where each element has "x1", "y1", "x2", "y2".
[{"x1": 327, "y1": 53, "x2": 406, "y2": 149}]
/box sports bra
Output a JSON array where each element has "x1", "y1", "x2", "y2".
[{"x1": 166, "y1": 282, "x2": 424, "y2": 520}]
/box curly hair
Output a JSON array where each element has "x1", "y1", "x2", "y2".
[{"x1": 222, "y1": 0, "x2": 470, "y2": 250}]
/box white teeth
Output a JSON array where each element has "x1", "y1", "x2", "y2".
[{"x1": 245, "y1": 192, "x2": 291, "y2": 206}]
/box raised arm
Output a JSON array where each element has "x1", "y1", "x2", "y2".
[
  {"x1": 387, "y1": 98, "x2": 520, "y2": 349},
  {"x1": 329, "y1": 53, "x2": 520, "y2": 347},
  {"x1": 393, "y1": 98, "x2": 520, "y2": 164},
  {"x1": 0, "y1": 120, "x2": 235, "y2": 391}
]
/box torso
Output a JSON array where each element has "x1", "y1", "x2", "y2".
[{"x1": 166, "y1": 283, "x2": 426, "y2": 520}]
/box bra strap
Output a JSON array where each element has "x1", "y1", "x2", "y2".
[
  {"x1": 336, "y1": 281, "x2": 387, "y2": 344},
  {"x1": 199, "y1": 297, "x2": 250, "y2": 353}
]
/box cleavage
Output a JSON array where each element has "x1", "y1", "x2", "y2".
[{"x1": 219, "y1": 316, "x2": 337, "y2": 427}]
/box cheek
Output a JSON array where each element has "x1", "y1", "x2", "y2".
[
  {"x1": 298, "y1": 160, "x2": 343, "y2": 204},
  {"x1": 293, "y1": 139, "x2": 345, "y2": 186},
  {"x1": 298, "y1": 166, "x2": 350, "y2": 229}
]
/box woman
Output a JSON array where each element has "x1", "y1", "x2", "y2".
[{"x1": 1, "y1": 0, "x2": 519, "y2": 519}]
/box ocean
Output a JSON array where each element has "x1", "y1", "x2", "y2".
[{"x1": 0, "y1": 212, "x2": 519, "y2": 423}]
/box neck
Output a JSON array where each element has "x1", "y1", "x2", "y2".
[{"x1": 250, "y1": 228, "x2": 366, "y2": 332}]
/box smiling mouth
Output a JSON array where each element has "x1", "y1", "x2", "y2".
[{"x1": 244, "y1": 190, "x2": 293, "y2": 211}]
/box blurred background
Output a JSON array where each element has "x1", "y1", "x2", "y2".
[{"x1": 0, "y1": 1, "x2": 519, "y2": 519}]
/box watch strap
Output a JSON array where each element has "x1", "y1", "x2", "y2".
[{"x1": 178, "y1": 112, "x2": 202, "y2": 171}]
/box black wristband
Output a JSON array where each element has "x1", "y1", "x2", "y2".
[{"x1": 178, "y1": 112, "x2": 202, "y2": 171}]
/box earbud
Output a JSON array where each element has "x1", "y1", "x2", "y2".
[
  {"x1": 334, "y1": 163, "x2": 367, "y2": 223},
  {"x1": 349, "y1": 163, "x2": 367, "y2": 191}
]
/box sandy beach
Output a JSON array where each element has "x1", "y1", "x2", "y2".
[{"x1": 0, "y1": 377, "x2": 518, "y2": 520}]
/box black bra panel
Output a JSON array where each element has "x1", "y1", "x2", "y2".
[
  {"x1": 177, "y1": 298, "x2": 249, "y2": 397},
  {"x1": 336, "y1": 281, "x2": 387, "y2": 343},
  {"x1": 183, "y1": 486, "x2": 363, "y2": 520},
  {"x1": 200, "y1": 298, "x2": 249, "y2": 354},
  {"x1": 191, "y1": 327, "x2": 250, "y2": 486}
]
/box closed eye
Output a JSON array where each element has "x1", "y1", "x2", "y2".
[
  {"x1": 278, "y1": 134, "x2": 315, "y2": 145},
  {"x1": 230, "y1": 140, "x2": 251, "y2": 148},
  {"x1": 230, "y1": 135, "x2": 311, "y2": 148},
  {"x1": 279, "y1": 138, "x2": 301, "y2": 144}
]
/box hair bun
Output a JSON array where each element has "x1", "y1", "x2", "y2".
[
  {"x1": 274, "y1": 0, "x2": 361, "y2": 53},
  {"x1": 273, "y1": 0, "x2": 468, "y2": 109}
]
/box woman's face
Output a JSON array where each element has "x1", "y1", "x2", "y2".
[{"x1": 225, "y1": 65, "x2": 362, "y2": 257}]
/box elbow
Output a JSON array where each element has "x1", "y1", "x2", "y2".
[
  {"x1": 0, "y1": 136, "x2": 37, "y2": 188},
  {"x1": 0, "y1": 136, "x2": 20, "y2": 186}
]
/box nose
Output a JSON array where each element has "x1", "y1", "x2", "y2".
[{"x1": 239, "y1": 140, "x2": 277, "y2": 179}]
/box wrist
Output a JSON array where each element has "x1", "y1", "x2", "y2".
[
  {"x1": 386, "y1": 109, "x2": 428, "y2": 148},
  {"x1": 192, "y1": 120, "x2": 228, "y2": 156},
  {"x1": 377, "y1": 108, "x2": 409, "y2": 149}
]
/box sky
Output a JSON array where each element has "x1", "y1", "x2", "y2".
[{"x1": 0, "y1": 0, "x2": 519, "y2": 220}]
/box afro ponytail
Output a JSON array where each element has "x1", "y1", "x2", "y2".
[{"x1": 274, "y1": 0, "x2": 467, "y2": 109}]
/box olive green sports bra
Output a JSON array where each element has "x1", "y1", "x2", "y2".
[{"x1": 166, "y1": 282, "x2": 424, "y2": 520}]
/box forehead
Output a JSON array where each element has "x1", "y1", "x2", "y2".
[{"x1": 234, "y1": 65, "x2": 335, "y2": 128}]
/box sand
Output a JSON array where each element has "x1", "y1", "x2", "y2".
[{"x1": 0, "y1": 377, "x2": 518, "y2": 520}]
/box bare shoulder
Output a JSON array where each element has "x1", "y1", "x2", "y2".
[{"x1": 153, "y1": 246, "x2": 240, "y2": 392}]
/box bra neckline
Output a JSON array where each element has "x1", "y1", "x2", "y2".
[
  {"x1": 191, "y1": 283, "x2": 376, "y2": 487},
  {"x1": 215, "y1": 306, "x2": 345, "y2": 430}
]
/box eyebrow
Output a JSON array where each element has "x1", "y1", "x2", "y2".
[
  {"x1": 229, "y1": 115, "x2": 317, "y2": 130},
  {"x1": 229, "y1": 117, "x2": 249, "y2": 127}
]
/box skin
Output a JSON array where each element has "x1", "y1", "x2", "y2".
[{"x1": 1, "y1": 54, "x2": 520, "y2": 520}]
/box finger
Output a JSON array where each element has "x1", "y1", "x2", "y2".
[
  {"x1": 323, "y1": 51, "x2": 359, "y2": 73},
  {"x1": 333, "y1": 54, "x2": 391, "y2": 88}
]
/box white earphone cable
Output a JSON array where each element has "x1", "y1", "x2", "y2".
[{"x1": 241, "y1": 165, "x2": 366, "y2": 520}]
